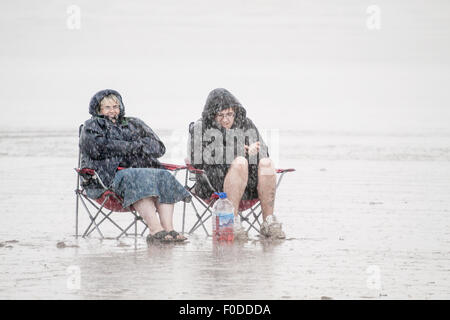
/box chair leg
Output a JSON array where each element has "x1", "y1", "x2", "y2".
[
  {"x1": 84, "y1": 197, "x2": 128, "y2": 236},
  {"x1": 132, "y1": 212, "x2": 147, "y2": 237},
  {"x1": 83, "y1": 195, "x2": 135, "y2": 238},
  {"x1": 137, "y1": 215, "x2": 148, "y2": 236},
  {"x1": 240, "y1": 211, "x2": 260, "y2": 234},
  {"x1": 182, "y1": 170, "x2": 188, "y2": 234},
  {"x1": 140, "y1": 225, "x2": 148, "y2": 237},
  {"x1": 246, "y1": 206, "x2": 262, "y2": 234},
  {"x1": 188, "y1": 200, "x2": 211, "y2": 236},
  {"x1": 79, "y1": 196, "x2": 104, "y2": 238},
  {"x1": 82, "y1": 211, "x2": 101, "y2": 238},
  {"x1": 247, "y1": 212, "x2": 262, "y2": 234},
  {"x1": 85, "y1": 210, "x2": 120, "y2": 237},
  {"x1": 239, "y1": 202, "x2": 262, "y2": 234},
  {"x1": 116, "y1": 219, "x2": 138, "y2": 239},
  {"x1": 191, "y1": 195, "x2": 217, "y2": 235},
  {"x1": 82, "y1": 196, "x2": 111, "y2": 237},
  {"x1": 182, "y1": 200, "x2": 187, "y2": 234},
  {"x1": 75, "y1": 192, "x2": 79, "y2": 238},
  {"x1": 76, "y1": 188, "x2": 161, "y2": 239},
  {"x1": 114, "y1": 213, "x2": 148, "y2": 239}
]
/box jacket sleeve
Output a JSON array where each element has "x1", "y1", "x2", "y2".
[
  {"x1": 133, "y1": 118, "x2": 166, "y2": 158},
  {"x1": 80, "y1": 120, "x2": 142, "y2": 160},
  {"x1": 246, "y1": 118, "x2": 269, "y2": 159}
]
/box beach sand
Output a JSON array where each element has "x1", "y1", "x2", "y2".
[{"x1": 0, "y1": 129, "x2": 449, "y2": 299}]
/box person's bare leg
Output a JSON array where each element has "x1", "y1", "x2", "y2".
[
  {"x1": 257, "y1": 158, "x2": 276, "y2": 221},
  {"x1": 156, "y1": 202, "x2": 187, "y2": 241},
  {"x1": 133, "y1": 197, "x2": 171, "y2": 239},
  {"x1": 223, "y1": 156, "x2": 248, "y2": 217},
  {"x1": 155, "y1": 202, "x2": 175, "y2": 231}
]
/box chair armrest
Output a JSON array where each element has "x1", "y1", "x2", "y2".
[
  {"x1": 74, "y1": 168, "x2": 108, "y2": 190},
  {"x1": 186, "y1": 164, "x2": 205, "y2": 175},
  {"x1": 160, "y1": 163, "x2": 188, "y2": 171},
  {"x1": 75, "y1": 168, "x2": 95, "y2": 177},
  {"x1": 183, "y1": 158, "x2": 205, "y2": 174}
]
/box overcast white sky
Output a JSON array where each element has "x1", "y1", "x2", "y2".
[{"x1": 0, "y1": 0, "x2": 449, "y2": 132}]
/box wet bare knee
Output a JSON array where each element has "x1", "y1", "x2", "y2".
[
  {"x1": 258, "y1": 157, "x2": 275, "y2": 176},
  {"x1": 231, "y1": 156, "x2": 248, "y2": 172}
]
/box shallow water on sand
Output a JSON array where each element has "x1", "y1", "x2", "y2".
[{"x1": 0, "y1": 129, "x2": 450, "y2": 299}]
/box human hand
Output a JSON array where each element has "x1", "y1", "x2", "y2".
[{"x1": 244, "y1": 141, "x2": 260, "y2": 156}]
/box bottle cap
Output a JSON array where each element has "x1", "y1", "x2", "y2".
[{"x1": 214, "y1": 192, "x2": 227, "y2": 199}]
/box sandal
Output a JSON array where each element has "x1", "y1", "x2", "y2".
[
  {"x1": 167, "y1": 230, "x2": 188, "y2": 242},
  {"x1": 146, "y1": 230, "x2": 173, "y2": 243}
]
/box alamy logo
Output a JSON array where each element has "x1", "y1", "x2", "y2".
[
  {"x1": 67, "y1": 265, "x2": 81, "y2": 290},
  {"x1": 366, "y1": 5, "x2": 381, "y2": 30},
  {"x1": 66, "y1": 5, "x2": 81, "y2": 30},
  {"x1": 190, "y1": 124, "x2": 270, "y2": 166},
  {"x1": 366, "y1": 265, "x2": 381, "y2": 290}
]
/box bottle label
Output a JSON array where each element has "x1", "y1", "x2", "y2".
[
  {"x1": 214, "y1": 212, "x2": 234, "y2": 241},
  {"x1": 217, "y1": 212, "x2": 234, "y2": 228}
]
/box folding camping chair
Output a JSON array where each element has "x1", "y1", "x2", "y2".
[
  {"x1": 74, "y1": 124, "x2": 188, "y2": 239},
  {"x1": 181, "y1": 122, "x2": 295, "y2": 237},
  {"x1": 181, "y1": 163, "x2": 295, "y2": 236}
]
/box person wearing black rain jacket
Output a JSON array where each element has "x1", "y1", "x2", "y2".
[
  {"x1": 80, "y1": 89, "x2": 191, "y2": 243},
  {"x1": 188, "y1": 88, "x2": 285, "y2": 239}
]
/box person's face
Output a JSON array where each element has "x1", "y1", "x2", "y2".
[
  {"x1": 215, "y1": 107, "x2": 235, "y2": 129},
  {"x1": 99, "y1": 98, "x2": 120, "y2": 123}
]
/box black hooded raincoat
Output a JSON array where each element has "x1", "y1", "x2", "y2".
[
  {"x1": 80, "y1": 89, "x2": 165, "y2": 199},
  {"x1": 189, "y1": 88, "x2": 269, "y2": 200}
]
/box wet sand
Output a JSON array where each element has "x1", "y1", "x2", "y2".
[{"x1": 0, "y1": 129, "x2": 449, "y2": 299}]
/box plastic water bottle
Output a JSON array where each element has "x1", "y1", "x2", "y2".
[{"x1": 212, "y1": 192, "x2": 234, "y2": 241}]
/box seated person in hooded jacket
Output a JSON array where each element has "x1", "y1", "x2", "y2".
[
  {"x1": 188, "y1": 88, "x2": 285, "y2": 239},
  {"x1": 80, "y1": 89, "x2": 191, "y2": 243}
]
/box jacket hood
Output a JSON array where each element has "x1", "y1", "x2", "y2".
[
  {"x1": 89, "y1": 89, "x2": 125, "y2": 118},
  {"x1": 202, "y1": 88, "x2": 247, "y2": 128}
]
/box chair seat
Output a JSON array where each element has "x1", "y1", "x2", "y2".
[
  {"x1": 201, "y1": 194, "x2": 259, "y2": 212},
  {"x1": 238, "y1": 199, "x2": 259, "y2": 211},
  {"x1": 95, "y1": 190, "x2": 132, "y2": 212}
]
